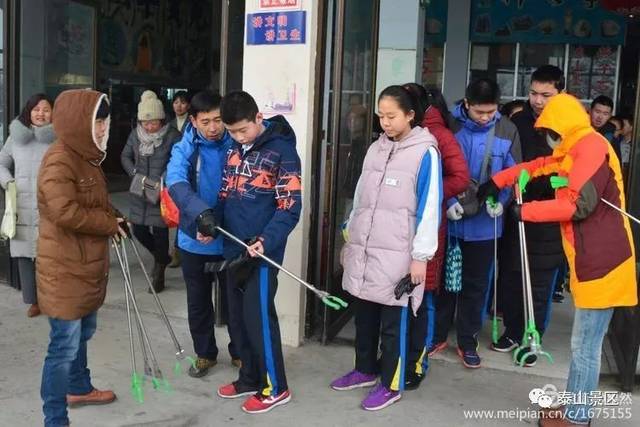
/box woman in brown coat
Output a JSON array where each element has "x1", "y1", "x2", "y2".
[{"x1": 37, "y1": 89, "x2": 126, "y2": 427}]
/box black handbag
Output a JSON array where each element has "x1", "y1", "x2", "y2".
[{"x1": 457, "y1": 126, "x2": 495, "y2": 218}]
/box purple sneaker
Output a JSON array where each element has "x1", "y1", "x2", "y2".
[
  {"x1": 330, "y1": 370, "x2": 377, "y2": 391},
  {"x1": 361, "y1": 384, "x2": 401, "y2": 411}
]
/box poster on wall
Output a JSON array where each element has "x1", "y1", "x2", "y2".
[
  {"x1": 470, "y1": 0, "x2": 625, "y2": 45},
  {"x1": 246, "y1": 11, "x2": 306, "y2": 45},
  {"x1": 568, "y1": 45, "x2": 617, "y2": 100}
]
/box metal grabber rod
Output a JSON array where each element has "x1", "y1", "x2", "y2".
[
  {"x1": 127, "y1": 238, "x2": 186, "y2": 361},
  {"x1": 214, "y1": 226, "x2": 348, "y2": 310}
]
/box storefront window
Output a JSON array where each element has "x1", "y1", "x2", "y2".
[
  {"x1": 0, "y1": 0, "x2": 5, "y2": 139},
  {"x1": 517, "y1": 44, "x2": 565, "y2": 97},
  {"x1": 567, "y1": 45, "x2": 618, "y2": 101},
  {"x1": 469, "y1": 43, "x2": 516, "y2": 100},
  {"x1": 19, "y1": 0, "x2": 95, "y2": 106},
  {"x1": 422, "y1": 0, "x2": 447, "y2": 90}
]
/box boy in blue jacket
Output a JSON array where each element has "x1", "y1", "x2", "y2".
[
  {"x1": 213, "y1": 91, "x2": 302, "y2": 414},
  {"x1": 165, "y1": 90, "x2": 239, "y2": 377},
  {"x1": 431, "y1": 79, "x2": 521, "y2": 369}
]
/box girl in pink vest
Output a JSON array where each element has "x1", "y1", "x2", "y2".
[{"x1": 330, "y1": 85, "x2": 443, "y2": 411}]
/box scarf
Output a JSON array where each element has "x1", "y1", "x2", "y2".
[{"x1": 137, "y1": 124, "x2": 169, "y2": 156}]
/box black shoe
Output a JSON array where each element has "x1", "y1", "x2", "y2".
[
  {"x1": 404, "y1": 372, "x2": 424, "y2": 391},
  {"x1": 188, "y1": 357, "x2": 217, "y2": 378},
  {"x1": 514, "y1": 348, "x2": 537, "y2": 367},
  {"x1": 148, "y1": 262, "x2": 166, "y2": 293},
  {"x1": 491, "y1": 335, "x2": 519, "y2": 353},
  {"x1": 552, "y1": 291, "x2": 564, "y2": 303}
]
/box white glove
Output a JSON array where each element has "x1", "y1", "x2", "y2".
[
  {"x1": 447, "y1": 202, "x2": 464, "y2": 220},
  {"x1": 486, "y1": 201, "x2": 504, "y2": 218}
]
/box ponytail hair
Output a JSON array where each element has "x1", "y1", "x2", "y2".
[
  {"x1": 379, "y1": 85, "x2": 424, "y2": 128},
  {"x1": 402, "y1": 83, "x2": 451, "y2": 129}
]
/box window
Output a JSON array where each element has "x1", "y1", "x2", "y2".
[
  {"x1": 422, "y1": 0, "x2": 447, "y2": 89},
  {"x1": 468, "y1": 42, "x2": 620, "y2": 105},
  {"x1": 19, "y1": 0, "x2": 95, "y2": 107},
  {"x1": 469, "y1": 43, "x2": 516, "y2": 100}
]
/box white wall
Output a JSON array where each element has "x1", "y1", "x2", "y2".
[
  {"x1": 375, "y1": 0, "x2": 421, "y2": 101},
  {"x1": 242, "y1": 0, "x2": 318, "y2": 347}
]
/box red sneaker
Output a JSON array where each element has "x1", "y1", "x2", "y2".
[
  {"x1": 217, "y1": 382, "x2": 258, "y2": 399},
  {"x1": 242, "y1": 390, "x2": 291, "y2": 414}
]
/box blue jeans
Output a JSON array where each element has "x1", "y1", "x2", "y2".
[
  {"x1": 564, "y1": 307, "x2": 614, "y2": 424},
  {"x1": 41, "y1": 312, "x2": 97, "y2": 427}
]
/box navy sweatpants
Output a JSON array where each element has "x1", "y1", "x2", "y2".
[
  {"x1": 226, "y1": 264, "x2": 288, "y2": 396},
  {"x1": 406, "y1": 292, "x2": 437, "y2": 378},
  {"x1": 354, "y1": 298, "x2": 409, "y2": 391},
  {"x1": 180, "y1": 249, "x2": 239, "y2": 361}
]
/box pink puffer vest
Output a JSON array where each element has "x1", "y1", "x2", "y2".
[{"x1": 342, "y1": 126, "x2": 438, "y2": 313}]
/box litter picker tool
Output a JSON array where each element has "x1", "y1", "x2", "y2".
[
  {"x1": 112, "y1": 237, "x2": 171, "y2": 400},
  {"x1": 215, "y1": 226, "x2": 348, "y2": 310},
  {"x1": 550, "y1": 176, "x2": 640, "y2": 225},
  {"x1": 487, "y1": 196, "x2": 500, "y2": 345},
  {"x1": 513, "y1": 170, "x2": 553, "y2": 366},
  {"x1": 127, "y1": 238, "x2": 194, "y2": 374}
]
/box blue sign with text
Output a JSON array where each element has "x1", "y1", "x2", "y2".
[{"x1": 246, "y1": 11, "x2": 306, "y2": 45}]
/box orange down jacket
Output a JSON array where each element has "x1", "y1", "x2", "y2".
[{"x1": 491, "y1": 94, "x2": 637, "y2": 309}]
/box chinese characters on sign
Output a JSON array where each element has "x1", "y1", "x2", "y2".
[
  {"x1": 247, "y1": 11, "x2": 306, "y2": 45},
  {"x1": 259, "y1": 0, "x2": 301, "y2": 10}
]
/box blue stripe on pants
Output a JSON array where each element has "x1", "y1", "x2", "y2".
[
  {"x1": 259, "y1": 266, "x2": 278, "y2": 396},
  {"x1": 422, "y1": 293, "x2": 435, "y2": 373},
  {"x1": 399, "y1": 306, "x2": 408, "y2": 392}
]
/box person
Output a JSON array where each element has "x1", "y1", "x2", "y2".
[
  {"x1": 617, "y1": 115, "x2": 633, "y2": 177},
  {"x1": 590, "y1": 95, "x2": 621, "y2": 162},
  {"x1": 401, "y1": 83, "x2": 469, "y2": 389},
  {"x1": 168, "y1": 90, "x2": 191, "y2": 268},
  {"x1": 329, "y1": 85, "x2": 442, "y2": 411},
  {"x1": 170, "y1": 91, "x2": 191, "y2": 134},
  {"x1": 479, "y1": 93, "x2": 637, "y2": 427},
  {"x1": 121, "y1": 90, "x2": 181, "y2": 293},
  {"x1": 0, "y1": 94, "x2": 55, "y2": 317},
  {"x1": 491, "y1": 65, "x2": 566, "y2": 367},
  {"x1": 431, "y1": 78, "x2": 521, "y2": 369},
  {"x1": 165, "y1": 90, "x2": 239, "y2": 377},
  {"x1": 37, "y1": 90, "x2": 128, "y2": 427},
  {"x1": 500, "y1": 99, "x2": 526, "y2": 119},
  {"x1": 214, "y1": 91, "x2": 302, "y2": 414}
]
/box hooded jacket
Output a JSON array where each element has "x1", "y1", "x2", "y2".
[
  {"x1": 342, "y1": 126, "x2": 442, "y2": 313},
  {"x1": 166, "y1": 123, "x2": 233, "y2": 255},
  {"x1": 0, "y1": 119, "x2": 56, "y2": 258},
  {"x1": 219, "y1": 116, "x2": 302, "y2": 264},
  {"x1": 36, "y1": 90, "x2": 119, "y2": 320},
  {"x1": 448, "y1": 104, "x2": 521, "y2": 242},
  {"x1": 492, "y1": 94, "x2": 637, "y2": 309},
  {"x1": 421, "y1": 107, "x2": 470, "y2": 290}
]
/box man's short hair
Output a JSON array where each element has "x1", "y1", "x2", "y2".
[
  {"x1": 591, "y1": 95, "x2": 614, "y2": 111},
  {"x1": 531, "y1": 65, "x2": 565, "y2": 91},
  {"x1": 465, "y1": 78, "x2": 500, "y2": 105},
  {"x1": 220, "y1": 91, "x2": 259, "y2": 125},
  {"x1": 188, "y1": 90, "x2": 222, "y2": 118},
  {"x1": 172, "y1": 90, "x2": 190, "y2": 104}
]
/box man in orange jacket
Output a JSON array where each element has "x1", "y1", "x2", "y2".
[{"x1": 479, "y1": 93, "x2": 637, "y2": 427}]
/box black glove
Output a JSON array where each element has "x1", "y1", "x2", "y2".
[
  {"x1": 477, "y1": 179, "x2": 500, "y2": 206},
  {"x1": 196, "y1": 209, "x2": 218, "y2": 238},
  {"x1": 510, "y1": 204, "x2": 522, "y2": 222},
  {"x1": 394, "y1": 274, "x2": 416, "y2": 300}
]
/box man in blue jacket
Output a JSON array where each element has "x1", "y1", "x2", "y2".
[
  {"x1": 165, "y1": 90, "x2": 238, "y2": 377},
  {"x1": 213, "y1": 91, "x2": 302, "y2": 414},
  {"x1": 431, "y1": 78, "x2": 521, "y2": 369}
]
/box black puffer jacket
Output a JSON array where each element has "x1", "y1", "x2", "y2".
[{"x1": 502, "y1": 103, "x2": 565, "y2": 270}]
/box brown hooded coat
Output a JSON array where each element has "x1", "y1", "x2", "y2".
[{"x1": 36, "y1": 90, "x2": 119, "y2": 320}]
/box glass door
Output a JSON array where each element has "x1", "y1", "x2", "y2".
[{"x1": 309, "y1": 0, "x2": 380, "y2": 343}]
